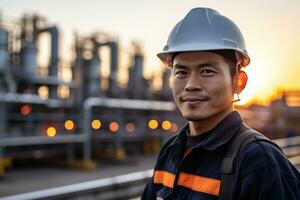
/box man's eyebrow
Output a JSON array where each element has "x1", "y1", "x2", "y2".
[
  {"x1": 173, "y1": 64, "x2": 187, "y2": 69},
  {"x1": 196, "y1": 61, "x2": 219, "y2": 68},
  {"x1": 173, "y1": 61, "x2": 219, "y2": 69}
]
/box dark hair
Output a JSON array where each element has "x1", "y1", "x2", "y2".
[{"x1": 208, "y1": 50, "x2": 240, "y2": 79}]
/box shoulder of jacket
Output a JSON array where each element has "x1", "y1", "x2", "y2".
[
  {"x1": 237, "y1": 139, "x2": 290, "y2": 177},
  {"x1": 242, "y1": 139, "x2": 285, "y2": 162}
]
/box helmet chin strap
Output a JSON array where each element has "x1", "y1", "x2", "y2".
[{"x1": 232, "y1": 94, "x2": 241, "y2": 103}]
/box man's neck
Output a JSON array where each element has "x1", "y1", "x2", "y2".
[{"x1": 189, "y1": 107, "x2": 234, "y2": 136}]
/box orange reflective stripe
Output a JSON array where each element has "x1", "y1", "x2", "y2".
[
  {"x1": 177, "y1": 172, "x2": 221, "y2": 196},
  {"x1": 153, "y1": 170, "x2": 175, "y2": 188}
]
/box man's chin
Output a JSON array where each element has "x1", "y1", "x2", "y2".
[{"x1": 183, "y1": 114, "x2": 207, "y2": 122}]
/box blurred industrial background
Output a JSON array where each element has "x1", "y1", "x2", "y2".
[
  {"x1": 0, "y1": 3, "x2": 300, "y2": 200},
  {"x1": 0, "y1": 11, "x2": 182, "y2": 166},
  {"x1": 0, "y1": 12, "x2": 183, "y2": 199}
]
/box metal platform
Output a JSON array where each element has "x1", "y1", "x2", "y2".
[
  {"x1": 1, "y1": 136, "x2": 300, "y2": 200},
  {"x1": 0, "y1": 155, "x2": 157, "y2": 198}
]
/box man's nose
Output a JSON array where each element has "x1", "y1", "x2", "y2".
[{"x1": 184, "y1": 74, "x2": 202, "y2": 92}]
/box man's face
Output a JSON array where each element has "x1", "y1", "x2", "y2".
[{"x1": 171, "y1": 51, "x2": 234, "y2": 121}]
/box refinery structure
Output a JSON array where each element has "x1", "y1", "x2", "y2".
[{"x1": 0, "y1": 13, "x2": 184, "y2": 175}]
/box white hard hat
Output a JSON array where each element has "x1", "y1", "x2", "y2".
[{"x1": 157, "y1": 7, "x2": 250, "y2": 67}]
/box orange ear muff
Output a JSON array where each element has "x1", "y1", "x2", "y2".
[{"x1": 235, "y1": 71, "x2": 248, "y2": 94}]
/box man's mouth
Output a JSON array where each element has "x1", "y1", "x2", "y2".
[{"x1": 180, "y1": 96, "x2": 210, "y2": 105}]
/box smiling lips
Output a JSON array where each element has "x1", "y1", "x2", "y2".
[{"x1": 181, "y1": 96, "x2": 210, "y2": 106}]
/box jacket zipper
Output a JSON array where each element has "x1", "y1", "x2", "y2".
[{"x1": 171, "y1": 147, "x2": 195, "y2": 198}]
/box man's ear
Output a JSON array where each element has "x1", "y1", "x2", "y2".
[{"x1": 234, "y1": 71, "x2": 248, "y2": 94}]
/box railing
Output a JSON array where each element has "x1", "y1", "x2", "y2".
[
  {"x1": 1, "y1": 136, "x2": 300, "y2": 200},
  {"x1": 0, "y1": 170, "x2": 153, "y2": 200},
  {"x1": 274, "y1": 136, "x2": 300, "y2": 165}
]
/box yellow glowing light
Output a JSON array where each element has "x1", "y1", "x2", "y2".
[
  {"x1": 91, "y1": 119, "x2": 101, "y2": 130},
  {"x1": 38, "y1": 86, "x2": 49, "y2": 100},
  {"x1": 64, "y1": 120, "x2": 75, "y2": 131},
  {"x1": 148, "y1": 119, "x2": 158, "y2": 130},
  {"x1": 125, "y1": 122, "x2": 135, "y2": 133},
  {"x1": 47, "y1": 127, "x2": 56, "y2": 137},
  {"x1": 20, "y1": 104, "x2": 31, "y2": 116},
  {"x1": 58, "y1": 85, "x2": 70, "y2": 99},
  {"x1": 162, "y1": 120, "x2": 172, "y2": 130},
  {"x1": 109, "y1": 122, "x2": 119, "y2": 132}
]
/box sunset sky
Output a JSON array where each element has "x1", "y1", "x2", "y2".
[{"x1": 0, "y1": 0, "x2": 299, "y2": 105}]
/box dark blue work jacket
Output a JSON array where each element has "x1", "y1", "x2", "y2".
[{"x1": 142, "y1": 111, "x2": 300, "y2": 200}]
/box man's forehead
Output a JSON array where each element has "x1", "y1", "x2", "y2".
[{"x1": 172, "y1": 52, "x2": 224, "y2": 68}]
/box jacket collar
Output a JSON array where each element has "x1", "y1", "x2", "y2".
[{"x1": 170, "y1": 111, "x2": 243, "y2": 151}]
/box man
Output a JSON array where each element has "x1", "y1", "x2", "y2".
[{"x1": 142, "y1": 7, "x2": 300, "y2": 200}]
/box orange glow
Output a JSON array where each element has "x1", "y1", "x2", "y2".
[
  {"x1": 91, "y1": 119, "x2": 102, "y2": 130},
  {"x1": 235, "y1": 57, "x2": 280, "y2": 106},
  {"x1": 170, "y1": 123, "x2": 178, "y2": 133},
  {"x1": 148, "y1": 119, "x2": 158, "y2": 130},
  {"x1": 20, "y1": 104, "x2": 31, "y2": 116},
  {"x1": 109, "y1": 122, "x2": 119, "y2": 132},
  {"x1": 125, "y1": 122, "x2": 135, "y2": 133},
  {"x1": 162, "y1": 120, "x2": 172, "y2": 131},
  {"x1": 47, "y1": 127, "x2": 56, "y2": 137},
  {"x1": 64, "y1": 120, "x2": 75, "y2": 131}
]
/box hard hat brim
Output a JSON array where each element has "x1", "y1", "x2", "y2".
[{"x1": 157, "y1": 49, "x2": 250, "y2": 68}]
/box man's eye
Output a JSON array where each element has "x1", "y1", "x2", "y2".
[
  {"x1": 201, "y1": 69, "x2": 215, "y2": 75},
  {"x1": 175, "y1": 71, "x2": 186, "y2": 76}
]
